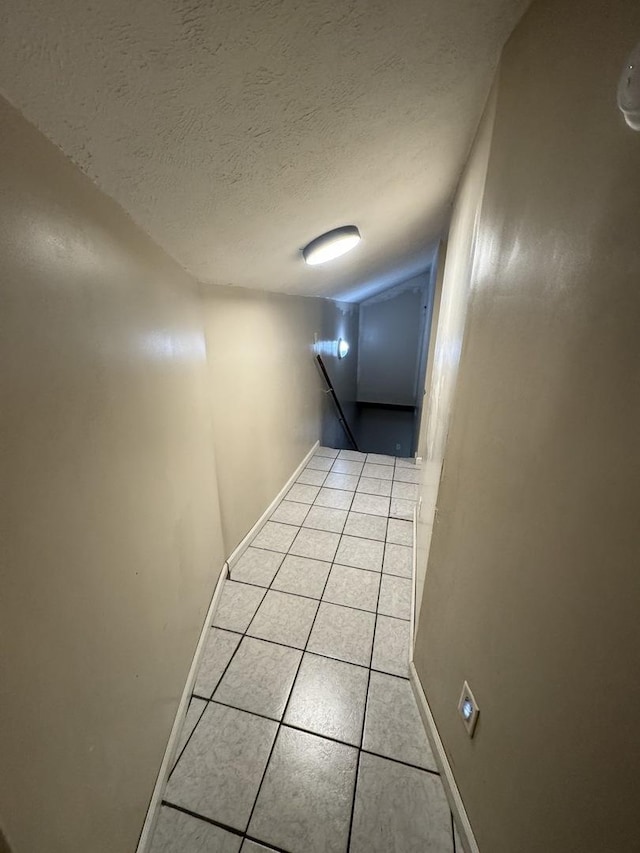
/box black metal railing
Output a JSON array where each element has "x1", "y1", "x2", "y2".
[{"x1": 315, "y1": 354, "x2": 360, "y2": 451}]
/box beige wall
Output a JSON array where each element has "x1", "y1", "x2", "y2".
[
  {"x1": 422, "y1": 83, "x2": 497, "y2": 464},
  {"x1": 200, "y1": 286, "x2": 324, "y2": 553},
  {"x1": 414, "y1": 2, "x2": 640, "y2": 852},
  {"x1": 416, "y1": 242, "x2": 445, "y2": 461},
  {"x1": 0, "y1": 97, "x2": 225, "y2": 853},
  {"x1": 0, "y1": 91, "x2": 354, "y2": 853}
]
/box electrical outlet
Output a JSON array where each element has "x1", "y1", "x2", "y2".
[
  {"x1": 458, "y1": 681, "x2": 479, "y2": 737},
  {"x1": 395, "y1": 443, "x2": 401, "y2": 451}
]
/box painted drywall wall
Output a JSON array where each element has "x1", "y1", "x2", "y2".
[
  {"x1": 416, "y1": 242, "x2": 445, "y2": 461},
  {"x1": 319, "y1": 300, "x2": 360, "y2": 450},
  {"x1": 422, "y1": 84, "x2": 497, "y2": 463},
  {"x1": 201, "y1": 287, "x2": 355, "y2": 553},
  {"x1": 357, "y1": 274, "x2": 429, "y2": 406},
  {"x1": 413, "y1": 2, "x2": 640, "y2": 851},
  {"x1": 0, "y1": 97, "x2": 225, "y2": 853}
]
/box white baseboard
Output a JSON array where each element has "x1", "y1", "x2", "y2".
[
  {"x1": 136, "y1": 442, "x2": 320, "y2": 851},
  {"x1": 409, "y1": 505, "x2": 417, "y2": 654},
  {"x1": 135, "y1": 562, "x2": 229, "y2": 853},
  {"x1": 226, "y1": 440, "x2": 320, "y2": 569},
  {"x1": 409, "y1": 662, "x2": 480, "y2": 853}
]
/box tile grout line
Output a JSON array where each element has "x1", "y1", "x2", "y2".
[
  {"x1": 344, "y1": 480, "x2": 385, "y2": 853},
  {"x1": 230, "y1": 576, "x2": 411, "y2": 619},
  {"x1": 166, "y1": 517, "x2": 312, "y2": 841},
  {"x1": 167, "y1": 581, "x2": 271, "y2": 781},
  {"x1": 238, "y1": 454, "x2": 365, "y2": 849},
  {"x1": 192, "y1": 641, "x2": 411, "y2": 684},
  {"x1": 239, "y1": 536, "x2": 337, "y2": 849},
  {"x1": 188, "y1": 692, "x2": 439, "y2": 778},
  {"x1": 164, "y1": 448, "x2": 422, "y2": 850}
]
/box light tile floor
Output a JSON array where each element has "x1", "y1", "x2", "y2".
[{"x1": 150, "y1": 448, "x2": 459, "y2": 853}]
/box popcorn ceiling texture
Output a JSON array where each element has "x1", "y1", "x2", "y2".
[{"x1": 0, "y1": 0, "x2": 528, "y2": 299}]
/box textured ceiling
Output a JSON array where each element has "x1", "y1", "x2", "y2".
[{"x1": 0, "y1": 0, "x2": 528, "y2": 300}]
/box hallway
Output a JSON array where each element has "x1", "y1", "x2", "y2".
[
  {"x1": 3, "y1": 1, "x2": 640, "y2": 851},
  {"x1": 149, "y1": 448, "x2": 457, "y2": 853}
]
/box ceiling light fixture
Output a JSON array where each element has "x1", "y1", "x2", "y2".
[{"x1": 303, "y1": 226, "x2": 361, "y2": 266}]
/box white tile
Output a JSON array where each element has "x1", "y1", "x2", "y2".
[
  {"x1": 324, "y1": 472, "x2": 359, "y2": 491},
  {"x1": 337, "y1": 449, "x2": 367, "y2": 462},
  {"x1": 248, "y1": 727, "x2": 358, "y2": 853},
  {"x1": 330, "y1": 458, "x2": 364, "y2": 476},
  {"x1": 284, "y1": 653, "x2": 369, "y2": 746},
  {"x1": 166, "y1": 703, "x2": 277, "y2": 831},
  {"x1": 251, "y1": 521, "x2": 298, "y2": 553},
  {"x1": 356, "y1": 476, "x2": 392, "y2": 497},
  {"x1": 213, "y1": 636, "x2": 302, "y2": 720},
  {"x1": 390, "y1": 497, "x2": 415, "y2": 520},
  {"x1": 307, "y1": 602, "x2": 376, "y2": 667},
  {"x1": 270, "y1": 500, "x2": 310, "y2": 525},
  {"x1": 296, "y1": 467, "x2": 328, "y2": 486},
  {"x1": 286, "y1": 483, "x2": 321, "y2": 504},
  {"x1": 302, "y1": 505, "x2": 348, "y2": 533},
  {"x1": 271, "y1": 555, "x2": 331, "y2": 599},
  {"x1": 363, "y1": 671, "x2": 437, "y2": 770},
  {"x1": 350, "y1": 492, "x2": 391, "y2": 517},
  {"x1": 149, "y1": 805, "x2": 241, "y2": 853},
  {"x1": 173, "y1": 698, "x2": 207, "y2": 766},
  {"x1": 242, "y1": 842, "x2": 272, "y2": 852},
  {"x1": 247, "y1": 590, "x2": 318, "y2": 650},
  {"x1": 315, "y1": 446, "x2": 339, "y2": 458},
  {"x1": 307, "y1": 455, "x2": 334, "y2": 471},
  {"x1": 372, "y1": 616, "x2": 410, "y2": 677},
  {"x1": 323, "y1": 564, "x2": 380, "y2": 612},
  {"x1": 382, "y1": 543, "x2": 413, "y2": 578},
  {"x1": 361, "y1": 463, "x2": 394, "y2": 481},
  {"x1": 231, "y1": 547, "x2": 285, "y2": 587},
  {"x1": 366, "y1": 453, "x2": 395, "y2": 466},
  {"x1": 395, "y1": 457, "x2": 419, "y2": 469},
  {"x1": 393, "y1": 467, "x2": 421, "y2": 484},
  {"x1": 386, "y1": 518, "x2": 413, "y2": 546},
  {"x1": 335, "y1": 535, "x2": 384, "y2": 572},
  {"x1": 212, "y1": 581, "x2": 265, "y2": 633},
  {"x1": 343, "y1": 511, "x2": 388, "y2": 541},
  {"x1": 314, "y1": 487, "x2": 354, "y2": 510},
  {"x1": 194, "y1": 628, "x2": 241, "y2": 698},
  {"x1": 350, "y1": 753, "x2": 451, "y2": 853},
  {"x1": 289, "y1": 527, "x2": 340, "y2": 562},
  {"x1": 391, "y1": 480, "x2": 419, "y2": 500},
  {"x1": 378, "y1": 575, "x2": 412, "y2": 620}
]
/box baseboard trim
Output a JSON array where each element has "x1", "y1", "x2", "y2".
[
  {"x1": 409, "y1": 504, "x2": 417, "y2": 655},
  {"x1": 409, "y1": 662, "x2": 480, "y2": 853},
  {"x1": 226, "y1": 440, "x2": 320, "y2": 569},
  {"x1": 136, "y1": 441, "x2": 321, "y2": 850},
  {"x1": 135, "y1": 562, "x2": 229, "y2": 853}
]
